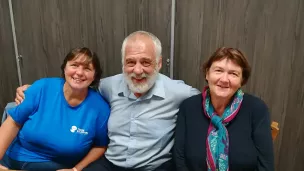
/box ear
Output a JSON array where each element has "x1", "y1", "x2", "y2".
[
  {"x1": 157, "y1": 56, "x2": 162, "y2": 70},
  {"x1": 240, "y1": 78, "x2": 244, "y2": 87},
  {"x1": 205, "y1": 69, "x2": 209, "y2": 81}
]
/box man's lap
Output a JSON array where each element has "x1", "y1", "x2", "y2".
[
  {"x1": 83, "y1": 156, "x2": 174, "y2": 171},
  {"x1": 83, "y1": 156, "x2": 112, "y2": 171}
]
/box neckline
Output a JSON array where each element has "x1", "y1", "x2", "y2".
[{"x1": 60, "y1": 79, "x2": 90, "y2": 109}]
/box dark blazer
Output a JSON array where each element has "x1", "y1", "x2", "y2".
[{"x1": 173, "y1": 93, "x2": 274, "y2": 171}]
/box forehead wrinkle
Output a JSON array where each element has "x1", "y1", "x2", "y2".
[{"x1": 125, "y1": 36, "x2": 155, "y2": 57}]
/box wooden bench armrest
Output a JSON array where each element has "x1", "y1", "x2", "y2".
[{"x1": 271, "y1": 121, "x2": 279, "y2": 141}]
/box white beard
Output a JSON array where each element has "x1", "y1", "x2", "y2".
[{"x1": 123, "y1": 69, "x2": 159, "y2": 94}]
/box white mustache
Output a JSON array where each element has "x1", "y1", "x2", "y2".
[{"x1": 129, "y1": 73, "x2": 148, "y2": 79}]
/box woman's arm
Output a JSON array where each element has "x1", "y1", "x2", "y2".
[
  {"x1": 252, "y1": 100, "x2": 275, "y2": 171},
  {"x1": 173, "y1": 104, "x2": 190, "y2": 171},
  {"x1": 73, "y1": 146, "x2": 106, "y2": 171},
  {"x1": 69, "y1": 103, "x2": 109, "y2": 171},
  {"x1": 0, "y1": 115, "x2": 21, "y2": 160}
]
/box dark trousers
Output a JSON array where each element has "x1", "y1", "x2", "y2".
[
  {"x1": 83, "y1": 156, "x2": 174, "y2": 171},
  {"x1": 0, "y1": 154, "x2": 71, "y2": 171}
]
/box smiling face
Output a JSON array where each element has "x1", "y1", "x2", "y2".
[
  {"x1": 206, "y1": 58, "x2": 242, "y2": 100},
  {"x1": 64, "y1": 54, "x2": 95, "y2": 91},
  {"x1": 123, "y1": 35, "x2": 162, "y2": 94}
]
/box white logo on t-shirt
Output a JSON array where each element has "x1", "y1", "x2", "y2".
[
  {"x1": 70, "y1": 126, "x2": 77, "y2": 133},
  {"x1": 70, "y1": 125, "x2": 88, "y2": 135}
]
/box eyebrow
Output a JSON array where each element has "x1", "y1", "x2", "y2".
[
  {"x1": 212, "y1": 66, "x2": 241, "y2": 73},
  {"x1": 141, "y1": 58, "x2": 152, "y2": 62},
  {"x1": 125, "y1": 57, "x2": 153, "y2": 61},
  {"x1": 70, "y1": 61, "x2": 93, "y2": 67},
  {"x1": 125, "y1": 58, "x2": 135, "y2": 62}
]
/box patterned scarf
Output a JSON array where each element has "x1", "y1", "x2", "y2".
[{"x1": 202, "y1": 86, "x2": 244, "y2": 171}]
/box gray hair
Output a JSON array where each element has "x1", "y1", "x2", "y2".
[{"x1": 121, "y1": 31, "x2": 162, "y2": 65}]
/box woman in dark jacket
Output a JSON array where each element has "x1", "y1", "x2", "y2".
[{"x1": 173, "y1": 47, "x2": 274, "y2": 171}]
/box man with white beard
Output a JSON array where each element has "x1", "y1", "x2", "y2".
[{"x1": 15, "y1": 31, "x2": 200, "y2": 171}]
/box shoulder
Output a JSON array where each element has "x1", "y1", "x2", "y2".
[
  {"x1": 33, "y1": 77, "x2": 64, "y2": 86},
  {"x1": 88, "y1": 89, "x2": 110, "y2": 108},
  {"x1": 159, "y1": 74, "x2": 200, "y2": 98},
  {"x1": 179, "y1": 93, "x2": 202, "y2": 110},
  {"x1": 242, "y1": 93, "x2": 268, "y2": 111},
  {"x1": 98, "y1": 74, "x2": 124, "y2": 100},
  {"x1": 100, "y1": 74, "x2": 123, "y2": 85},
  {"x1": 177, "y1": 94, "x2": 203, "y2": 121},
  {"x1": 28, "y1": 77, "x2": 63, "y2": 92},
  {"x1": 35, "y1": 77, "x2": 63, "y2": 83},
  {"x1": 87, "y1": 89, "x2": 110, "y2": 113},
  {"x1": 159, "y1": 74, "x2": 190, "y2": 89},
  {"x1": 241, "y1": 93, "x2": 270, "y2": 122},
  {"x1": 99, "y1": 74, "x2": 123, "y2": 91}
]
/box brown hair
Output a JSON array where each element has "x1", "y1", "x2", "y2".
[
  {"x1": 202, "y1": 47, "x2": 251, "y2": 85},
  {"x1": 61, "y1": 47, "x2": 102, "y2": 89}
]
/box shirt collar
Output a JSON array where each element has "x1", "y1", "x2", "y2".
[
  {"x1": 118, "y1": 77, "x2": 130, "y2": 97},
  {"x1": 118, "y1": 74, "x2": 166, "y2": 100}
]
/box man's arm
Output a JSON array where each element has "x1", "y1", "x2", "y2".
[
  {"x1": 190, "y1": 87, "x2": 201, "y2": 96},
  {"x1": 15, "y1": 84, "x2": 31, "y2": 104},
  {"x1": 98, "y1": 79, "x2": 111, "y2": 102}
]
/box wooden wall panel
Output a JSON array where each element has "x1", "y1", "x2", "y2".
[
  {"x1": 0, "y1": 0, "x2": 19, "y2": 121},
  {"x1": 174, "y1": 0, "x2": 304, "y2": 170},
  {"x1": 3, "y1": 0, "x2": 304, "y2": 169},
  {"x1": 12, "y1": 0, "x2": 172, "y2": 84},
  {"x1": 279, "y1": 1, "x2": 304, "y2": 170}
]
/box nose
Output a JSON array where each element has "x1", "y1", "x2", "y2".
[
  {"x1": 220, "y1": 73, "x2": 229, "y2": 83},
  {"x1": 76, "y1": 67, "x2": 84, "y2": 75},
  {"x1": 133, "y1": 63, "x2": 143, "y2": 75}
]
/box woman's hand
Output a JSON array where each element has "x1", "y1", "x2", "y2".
[
  {"x1": 0, "y1": 164, "x2": 8, "y2": 170},
  {"x1": 57, "y1": 169, "x2": 74, "y2": 171}
]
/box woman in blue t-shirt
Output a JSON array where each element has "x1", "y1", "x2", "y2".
[{"x1": 0, "y1": 47, "x2": 110, "y2": 171}]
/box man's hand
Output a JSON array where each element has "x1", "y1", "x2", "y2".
[
  {"x1": 15, "y1": 84, "x2": 30, "y2": 105},
  {"x1": 0, "y1": 164, "x2": 8, "y2": 170},
  {"x1": 57, "y1": 169, "x2": 74, "y2": 171}
]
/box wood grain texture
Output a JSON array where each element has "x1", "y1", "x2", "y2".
[
  {"x1": 12, "y1": 0, "x2": 172, "y2": 84},
  {"x1": 278, "y1": 0, "x2": 304, "y2": 170},
  {"x1": 3, "y1": 0, "x2": 304, "y2": 169},
  {"x1": 0, "y1": 0, "x2": 19, "y2": 121},
  {"x1": 174, "y1": 0, "x2": 304, "y2": 170}
]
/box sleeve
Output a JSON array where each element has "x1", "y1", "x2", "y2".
[
  {"x1": 175, "y1": 79, "x2": 201, "y2": 98},
  {"x1": 190, "y1": 87, "x2": 201, "y2": 97},
  {"x1": 2, "y1": 102, "x2": 16, "y2": 124},
  {"x1": 94, "y1": 103, "x2": 110, "y2": 146},
  {"x1": 173, "y1": 102, "x2": 190, "y2": 171},
  {"x1": 7, "y1": 79, "x2": 44, "y2": 125},
  {"x1": 98, "y1": 78, "x2": 111, "y2": 102},
  {"x1": 252, "y1": 100, "x2": 275, "y2": 171}
]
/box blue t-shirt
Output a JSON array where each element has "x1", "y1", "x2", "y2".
[{"x1": 6, "y1": 78, "x2": 110, "y2": 165}]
